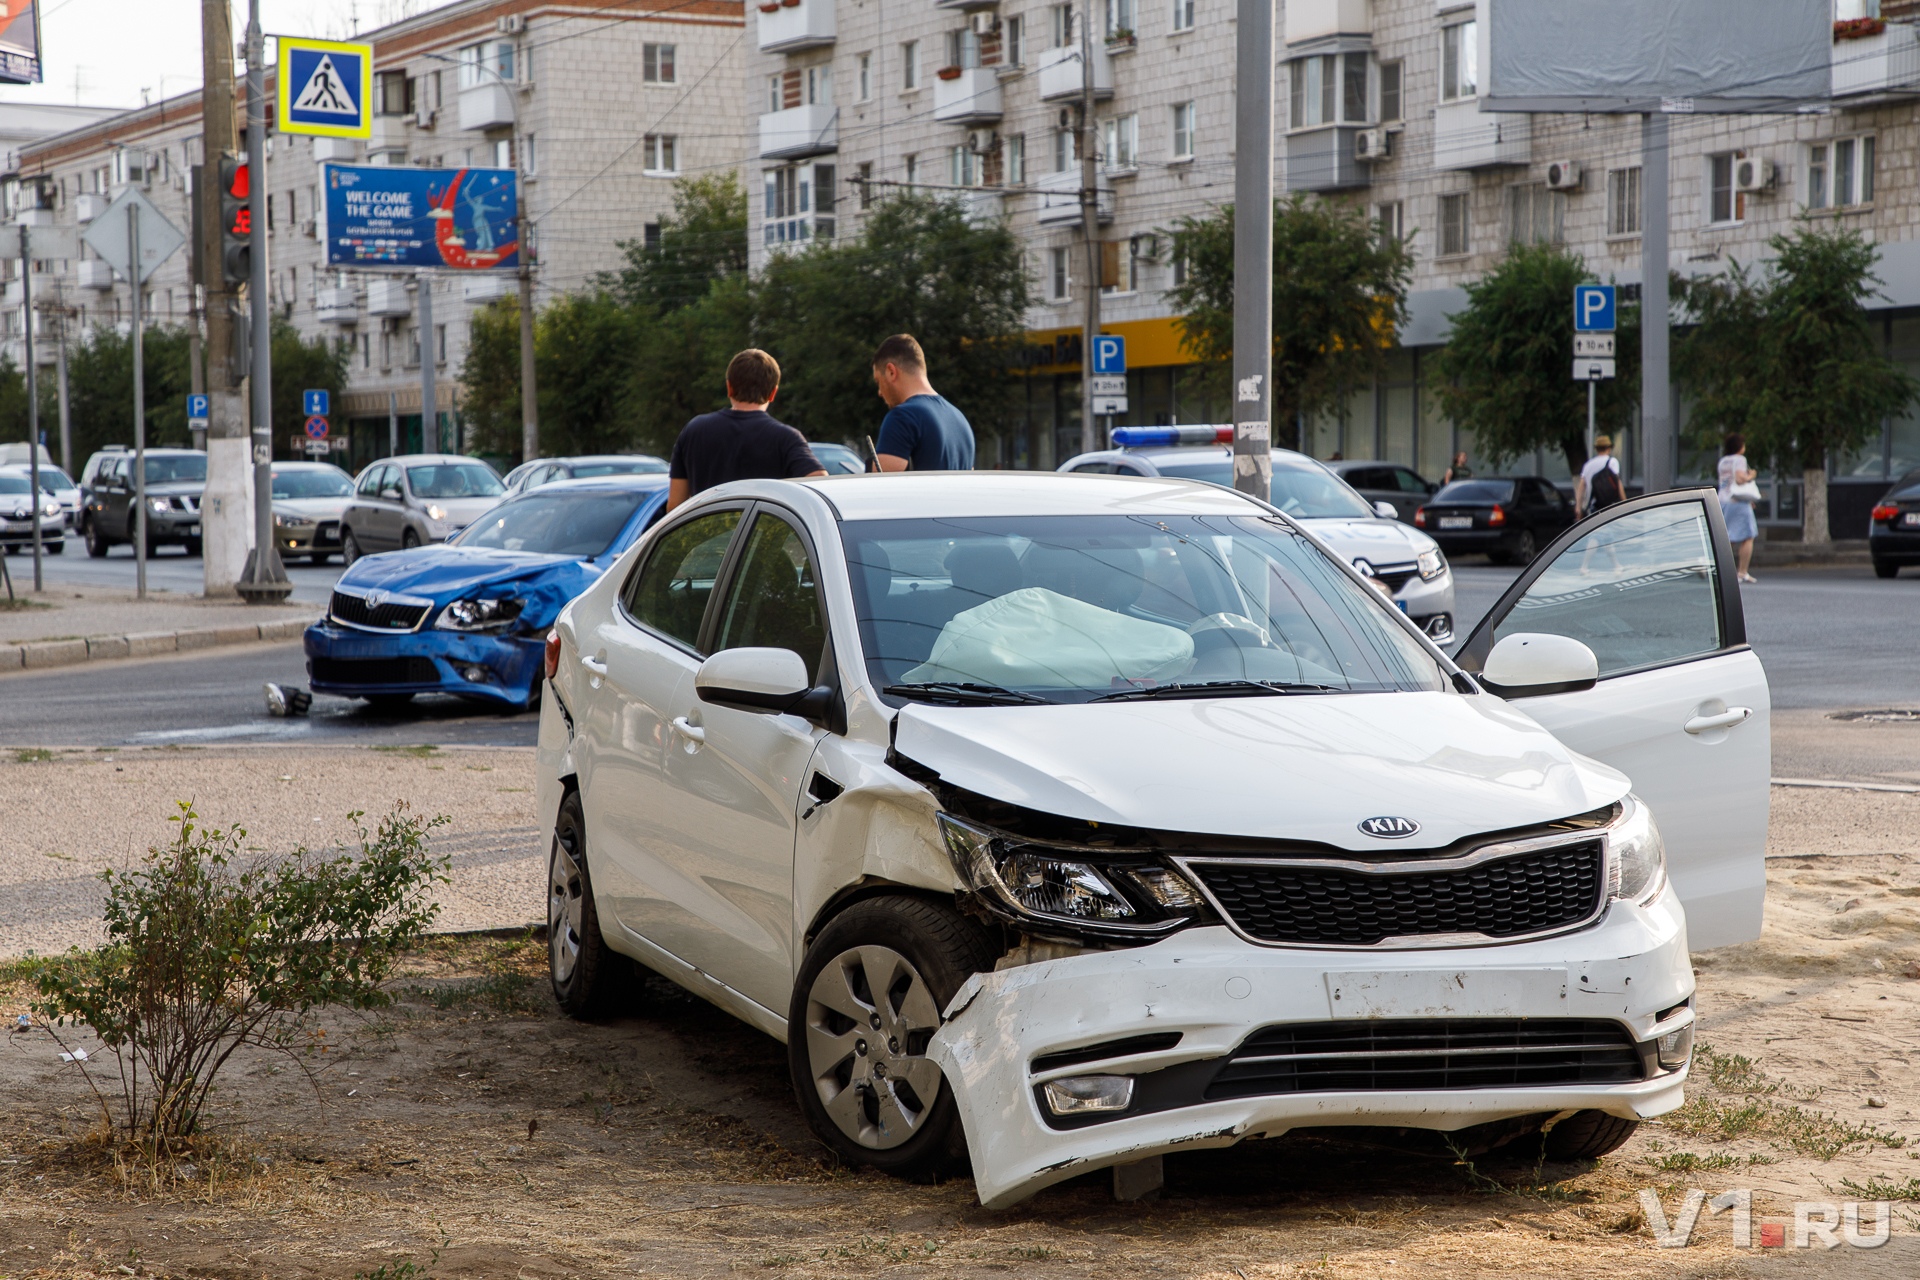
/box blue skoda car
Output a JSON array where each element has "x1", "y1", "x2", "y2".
[{"x1": 305, "y1": 475, "x2": 670, "y2": 710}]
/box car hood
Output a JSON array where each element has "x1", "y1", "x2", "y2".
[
  {"x1": 143, "y1": 480, "x2": 206, "y2": 497},
  {"x1": 334, "y1": 544, "x2": 605, "y2": 626},
  {"x1": 1297, "y1": 517, "x2": 1438, "y2": 564},
  {"x1": 274, "y1": 497, "x2": 349, "y2": 521},
  {"x1": 892, "y1": 692, "x2": 1627, "y2": 852},
  {"x1": 421, "y1": 497, "x2": 503, "y2": 524}
]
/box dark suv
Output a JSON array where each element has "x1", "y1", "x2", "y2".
[{"x1": 82, "y1": 448, "x2": 208, "y2": 557}]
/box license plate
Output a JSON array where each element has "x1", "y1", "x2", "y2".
[
  {"x1": 1904, "y1": 512, "x2": 1920, "y2": 528},
  {"x1": 1437, "y1": 516, "x2": 1473, "y2": 530},
  {"x1": 1327, "y1": 969, "x2": 1569, "y2": 1019}
]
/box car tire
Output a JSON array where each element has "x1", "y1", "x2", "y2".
[
  {"x1": 341, "y1": 528, "x2": 361, "y2": 565},
  {"x1": 1513, "y1": 528, "x2": 1538, "y2": 563},
  {"x1": 548, "y1": 789, "x2": 630, "y2": 1018},
  {"x1": 1543, "y1": 1110, "x2": 1639, "y2": 1161},
  {"x1": 788, "y1": 895, "x2": 998, "y2": 1182},
  {"x1": 401, "y1": 528, "x2": 421, "y2": 550},
  {"x1": 184, "y1": 538, "x2": 202, "y2": 557},
  {"x1": 84, "y1": 520, "x2": 109, "y2": 558},
  {"x1": 1874, "y1": 558, "x2": 1899, "y2": 580},
  {"x1": 46, "y1": 538, "x2": 64, "y2": 555}
]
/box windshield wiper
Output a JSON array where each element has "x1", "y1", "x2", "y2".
[
  {"x1": 1093, "y1": 679, "x2": 1342, "y2": 702},
  {"x1": 883, "y1": 681, "x2": 1054, "y2": 706}
]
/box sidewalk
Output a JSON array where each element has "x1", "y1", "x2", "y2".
[{"x1": 0, "y1": 583, "x2": 318, "y2": 670}]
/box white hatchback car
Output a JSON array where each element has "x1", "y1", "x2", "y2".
[{"x1": 536, "y1": 472, "x2": 1768, "y2": 1208}]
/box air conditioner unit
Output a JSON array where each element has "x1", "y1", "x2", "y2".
[
  {"x1": 496, "y1": 13, "x2": 525, "y2": 33},
  {"x1": 1544, "y1": 160, "x2": 1582, "y2": 190},
  {"x1": 966, "y1": 129, "x2": 999, "y2": 154},
  {"x1": 1058, "y1": 108, "x2": 1073, "y2": 129},
  {"x1": 1354, "y1": 129, "x2": 1391, "y2": 161},
  {"x1": 300, "y1": 217, "x2": 317, "y2": 238},
  {"x1": 970, "y1": 11, "x2": 999, "y2": 36},
  {"x1": 1734, "y1": 157, "x2": 1774, "y2": 192},
  {"x1": 415, "y1": 107, "x2": 437, "y2": 130}
]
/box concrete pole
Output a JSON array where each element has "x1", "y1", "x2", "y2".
[
  {"x1": 1230, "y1": 0, "x2": 1274, "y2": 501},
  {"x1": 54, "y1": 301, "x2": 70, "y2": 476},
  {"x1": 131, "y1": 205, "x2": 147, "y2": 600},
  {"x1": 1640, "y1": 113, "x2": 1672, "y2": 495},
  {"x1": 198, "y1": 0, "x2": 249, "y2": 597},
  {"x1": 22, "y1": 224, "x2": 40, "y2": 591},
  {"x1": 389, "y1": 390, "x2": 398, "y2": 456},
  {"x1": 418, "y1": 274, "x2": 437, "y2": 450},
  {"x1": 236, "y1": 0, "x2": 289, "y2": 600},
  {"x1": 1077, "y1": 1, "x2": 1101, "y2": 456}
]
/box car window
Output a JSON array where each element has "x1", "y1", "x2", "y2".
[
  {"x1": 272, "y1": 468, "x2": 353, "y2": 499},
  {"x1": 357, "y1": 464, "x2": 388, "y2": 497},
  {"x1": 1267, "y1": 464, "x2": 1376, "y2": 518},
  {"x1": 1344, "y1": 467, "x2": 1386, "y2": 490},
  {"x1": 1393, "y1": 468, "x2": 1432, "y2": 494},
  {"x1": 143, "y1": 455, "x2": 207, "y2": 484},
  {"x1": 406, "y1": 463, "x2": 503, "y2": 499},
  {"x1": 0, "y1": 474, "x2": 30, "y2": 495},
  {"x1": 1492, "y1": 503, "x2": 1724, "y2": 677},
  {"x1": 460, "y1": 491, "x2": 648, "y2": 557},
  {"x1": 712, "y1": 512, "x2": 827, "y2": 673},
  {"x1": 571, "y1": 460, "x2": 666, "y2": 478},
  {"x1": 622, "y1": 509, "x2": 743, "y2": 652},
  {"x1": 1436, "y1": 480, "x2": 1514, "y2": 504},
  {"x1": 1071, "y1": 461, "x2": 1116, "y2": 475}
]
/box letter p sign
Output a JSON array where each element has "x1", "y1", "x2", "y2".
[{"x1": 1575, "y1": 284, "x2": 1616, "y2": 333}]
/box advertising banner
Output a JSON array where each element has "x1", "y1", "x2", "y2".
[
  {"x1": 321, "y1": 164, "x2": 519, "y2": 271},
  {"x1": 0, "y1": 0, "x2": 42, "y2": 85}
]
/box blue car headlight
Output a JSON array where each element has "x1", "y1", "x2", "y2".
[{"x1": 435, "y1": 597, "x2": 526, "y2": 632}]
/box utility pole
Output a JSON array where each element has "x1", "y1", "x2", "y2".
[
  {"x1": 418, "y1": 273, "x2": 436, "y2": 450},
  {"x1": 1640, "y1": 113, "x2": 1672, "y2": 495},
  {"x1": 198, "y1": 0, "x2": 249, "y2": 596},
  {"x1": 130, "y1": 205, "x2": 147, "y2": 599},
  {"x1": 516, "y1": 155, "x2": 537, "y2": 464},
  {"x1": 186, "y1": 167, "x2": 206, "y2": 452},
  {"x1": 1077, "y1": 1, "x2": 1101, "y2": 456},
  {"x1": 1229, "y1": 0, "x2": 1273, "y2": 502},
  {"x1": 235, "y1": 0, "x2": 290, "y2": 601},
  {"x1": 21, "y1": 224, "x2": 41, "y2": 591}
]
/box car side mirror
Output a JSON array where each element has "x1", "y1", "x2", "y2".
[
  {"x1": 695, "y1": 647, "x2": 821, "y2": 715},
  {"x1": 1480, "y1": 632, "x2": 1599, "y2": 699},
  {"x1": 1373, "y1": 500, "x2": 1398, "y2": 520}
]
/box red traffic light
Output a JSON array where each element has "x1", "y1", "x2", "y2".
[{"x1": 226, "y1": 161, "x2": 249, "y2": 199}]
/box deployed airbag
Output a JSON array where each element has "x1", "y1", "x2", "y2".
[{"x1": 901, "y1": 587, "x2": 1193, "y2": 689}]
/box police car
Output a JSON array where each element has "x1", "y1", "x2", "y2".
[{"x1": 1060, "y1": 427, "x2": 1455, "y2": 641}]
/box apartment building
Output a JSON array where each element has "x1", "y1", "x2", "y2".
[{"x1": 6, "y1": 0, "x2": 744, "y2": 471}]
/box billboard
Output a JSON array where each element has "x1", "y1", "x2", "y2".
[
  {"x1": 1484, "y1": 0, "x2": 1831, "y2": 113},
  {"x1": 0, "y1": 0, "x2": 42, "y2": 85},
  {"x1": 321, "y1": 164, "x2": 519, "y2": 271}
]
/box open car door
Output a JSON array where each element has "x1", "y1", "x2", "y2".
[{"x1": 1454, "y1": 488, "x2": 1769, "y2": 949}]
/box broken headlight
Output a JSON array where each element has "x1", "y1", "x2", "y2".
[
  {"x1": 1607, "y1": 795, "x2": 1667, "y2": 905},
  {"x1": 435, "y1": 596, "x2": 526, "y2": 632},
  {"x1": 937, "y1": 813, "x2": 1212, "y2": 941}
]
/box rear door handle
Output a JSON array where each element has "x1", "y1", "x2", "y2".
[
  {"x1": 579, "y1": 655, "x2": 608, "y2": 676},
  {"x1": 1685, "y1": 707, "x2": 1752, "y2": 735},
  {"x1": 670, "y1": 716, "x2": 706, "y2": 744}
]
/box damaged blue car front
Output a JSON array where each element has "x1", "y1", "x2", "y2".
[{"x1": 305, "y1": 475, "x2": 669, "y2": 709}]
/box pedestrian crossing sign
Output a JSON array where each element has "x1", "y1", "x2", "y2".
[{"x1": 276, "y1": 37, "x2": 372, "y2": 139}]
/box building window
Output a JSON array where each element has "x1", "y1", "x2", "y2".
[
  {"x1": 765, "y1": 162, "x2": 836, "y2": 245},
  {"x1": 644, "y1": 222, "x2": 662, "y2": 249},
  {"x1": 1171, "y1": 244, "x2": 1188, "y2": 286},
  {"x1": 1708, "y1": 151, "x2": 1745, "y2": 225},
  {"x1": 1439, "y1": 192, "x2": 1470, "y2": 257},
  {"x1": 1508, "y1": 183, "x2": 1564, "y2": 246},
  {"x1": 643, "y1": 43, "x2": 676, "y2": 84},
  {"x1": 858, "y1": 52, "x2": 872, "y2": 100},
  {"x1": 1378, "y1": 61, "x2": 1401, "y2": 122},
  {"x1": 375, "y1": 70, "x2": 412, "y2": 116},
  {"x1": 1808, "y1": 136, "x2": 1874, "y2": 210},
  {"x1": 1607, "y1": 166, "x2": 1641, "y2": 236},
  {"x1": 857, "y1": 160, "x2": 874, "y2": 209},
  {"x1": 1171, "y1": 101, "x2": 1195, "y2": 159},
  {"x1": 902, "y1": 40, "x2": 920, "y2": 90},
  {"x1": 524, "y1": 133, "x2": 537, "y2": 176},
  {"x1": 1100, "y1": 240, "x2": 1135, "y2": 293},
  {"x1": 1054, "y1": 127, "x2": 1076, "y2": 172},
  {"x1": 1288, "y1": 54, "x2": 1369, "y2": 128},
  {"x1": 1375, "y1": 200, "x2": 1403, "y2": 247},
  {"x1": 492, "y1": 138, "x2": 513, "y2": 168},
  {"x1": 360, "y1": 332, "x2": 370, "y2": 368},
  {"x1": 1050, "y1": 246, "x2": 1071, "y2": 300},
  {"x1": 951, "y1": 145, "x2": 984, "y2": 187},
  {"x1": 1172, "y1": 0, "x2": 1195, "y2": 32},
  {"x1": 435, "y1": 324, "x2": 447, "y2": 365},
  {"x1": 767, "y1": 74, "x2": 782, "y2": 113},
  {"x1": 1105, "y1": 0, "x2": 1135, "y2": 38},
  {"x1": 1102, "y1": 113, "x2": 1137, "y2": 170},
  {"x1": 458, "y1": 41, "x2": 514, "y2": 88},
  {"x1": 1441, "y1": 21, "x2": 1477, "y2": 101},
  {"x1": 1006, "y1": 133, "x2": 1026, "y2": 184},
  {"x1": 1051, "y1": 3, "x2": 1074, "y2": 47},
  {"x1": 904, "y1": 153, "x2": 917, "y2": 185},
  {"x1": 806, "y1": 64, "x2": 833, "y2": 104},
  {"x1": 1005, "y1": 15, "x2": 1025, "y2": 64},
  {"x1": 643, "y1": 135, "x2": 678, "y2": 175},
  {"x1": 947, "y1": 28, "x2": 982, "y2": 70}
]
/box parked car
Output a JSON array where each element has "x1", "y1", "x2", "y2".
[
  {"x1": 0, "y1": 463, "x2": 80, "y2": 528},
  {"x1": 77, "y1": 445, "x2": 129, "y2": 494},
  {"x1": 1415, "y1": 476, "x2": 1577, "y2": 564},
  {"x1": 306, "y1": 475, "x2": 670, "y2": 710},
  {"x1": 80, "y1": 447, "x2": 207, "y2": 557},
  {"x1": 1868, "y1": 468, "x2": 1920, "y2": 578},
  {"x1": 339, "y1": 454, "x2": 505, "y2": 562},
  {"x1": 0, "y1": 469, "x2": 67, "y2": 553},
  {"x1": 1322, "y1": 459, "x2": 1438, "y2": 523},
  {"x1": 271, "y1": 461, "x2": 356, "y2": 564},
  {"x1": 1061, "y1": 428, "x2": 1455, "y2": 641},
  {"x1": 0, "y1": 442, "x2": 53, "y2": 468},
  {"x1": 811, "y1": 442, "x2": 866, "y2": 475},
  {"x1": 536, "y1": 473, "x2": 1766, "y2": 1208},
  {"x1": 503, "y1": 454, "x2": 668, "y2": 496}
]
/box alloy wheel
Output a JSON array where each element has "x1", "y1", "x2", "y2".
[
  {"x1": 548, "y1": 826, "x2": 585, "y2": 989},
  {"x1": 803, "y1": 945, "x2": 945, "y2": 1150},
  {"x1": 342, "y1": 529, "x2": 360, "y2": 565}
]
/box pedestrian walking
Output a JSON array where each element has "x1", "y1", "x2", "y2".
[
  {"x1": 1718, "y1": 432, "x2": 1761, "y2": 584},
  {"x1": 666, "y1": 349, "x2": 825, "y2": 512},
  {"x1": 1442, "y1": 451, "x2": 1472, "y2": 485},
  {"x1": 872, "y1": 334, "x2": 974, "y2": 472},
  {"x1": 1573, "y1": 435, "x2": 1625, "y2": 517}
]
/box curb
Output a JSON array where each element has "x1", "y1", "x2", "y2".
[{"x1": 2, "y1": 616, "x2": 316, "y2": 673}]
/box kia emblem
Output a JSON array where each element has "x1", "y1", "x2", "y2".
[{"x1": 1358, "y1": 816, "x2": 1421, "y2": 839}]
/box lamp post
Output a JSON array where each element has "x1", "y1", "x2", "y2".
[{"x1": 235, "y1": 0, "x2": 291, "y2": 601}]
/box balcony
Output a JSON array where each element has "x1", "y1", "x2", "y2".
[
  {"x1": 760, "y1": 102, "x2": 838, "y2": 159},
  {"x1": 934, "y1": 0, "x2": 996, "y2": 9},
  {"x1": 458, "y1": 82, "x2": 516, "y2": 132},
  {"x1": 1432, "y1": 98, "x2": 1530, "y2": 170},
  {"x1": 933, "y1": 67, "x2": 1002, "y2": 122},
  {"x1": 1832, "y1": 23, "x2": 1920, "y2": 96},
  {"x1": 367, "y1": 114, "x2": 411, "y2": 157},
  {"x1": 463, "y1": 273, "x2": 515, "y2": 302},
  {"x1": 953, "y1": 189, "x2": 1004, "y2": 226},
  {"x1": 1285, "y1": 0, "x2": 1371, "y2": 45},
  {"x1": 1286, "y1": 126, "x2": 1369, "y2": 191},
  {"x1": 2, "y1": 280, "x2": 21, "y2": 307},
  {"x1": 366, "y1": 278, "x2": 412, "y2": 317},
  {"x1": 76, "y1": 259, "x2": 115, "y2": 290},
  {"x1": 313, "y1": 137, "x2": 357, "y2": 162},
  {"x1": 1034, "y1": 168, "x2": 1113, "y2": 226},
  {"x1": 1037, "y1": 45, "x2": 1113, "y2": 101},
  {"x1": 74, "y1": 193, "x2": 109, "y2": 223},
  {"x1": 756, "y1": 0, "x2": 835, "y2": 53},
  {"x1": 316, "y1": 286, "x2": 357, "y2": 325}
]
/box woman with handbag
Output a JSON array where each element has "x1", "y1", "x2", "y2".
[{"x1": 1719, "y1": 432, "x2": 1762, "y2": 584}]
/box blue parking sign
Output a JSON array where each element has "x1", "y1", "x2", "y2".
[
  {"x1": 303, "y1": 389, "x2": 330, "y2": 417},
  {"x1": 1091, "y1": 334, "x2": 1127, "y2": 375},
  {"x1": 186, "y1": 393, "x2": 209, "y2": 421},
  {"x1": 1574, "y1": 284, "x2": 1616, "y2": 332}
]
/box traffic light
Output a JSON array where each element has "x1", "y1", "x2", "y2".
[{"x1": 218, "y1": 155, "x2": 251, "y2": 289}]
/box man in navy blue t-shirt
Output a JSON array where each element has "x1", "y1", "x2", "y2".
[{"x1": 872, "y1": 334, "x2": 974, "y2": 472}]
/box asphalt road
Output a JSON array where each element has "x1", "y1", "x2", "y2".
[{"x1": 14, "y1": 532, "x2": 344, "y2": 605}]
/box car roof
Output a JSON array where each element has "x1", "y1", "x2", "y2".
[
  {"x1": 516, "y1": 474, "x2": 669, "y2": 494},
  {"x1": 373, "y1": 454, "x2": 489, "y2": 467},
  {"x1": 272, "y1": 459, "x2": 348, "y2": 469},
  {"x1": 771, "y1": 470, "x2": 1269, "y2": 520},
  {"x1": 553, "y1": 454, "x2": 666, "y2": 465}
]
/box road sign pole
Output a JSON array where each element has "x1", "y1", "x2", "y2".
[
  {"x1": 1641, "y1": 112, "x2": 1672, "y2": 494},
  {"x1": 238, "y1": 0, "x2": 291, "y2": 602},
  {"x1": 1231, "y1": 0, "x2": 1273, "y2": 503},
  {"x1": 21, "y1": 224, "x2": 40, "y2": 592},
  {"x1": 1587, "y1": 379, "x2": 1597, "y2": 460},
  {"x1": 131, "y1": 203, "x2": 146, "y2": 601},
  {"x1": 419, "y1": 274, "x2": 437, "y2": 452}
]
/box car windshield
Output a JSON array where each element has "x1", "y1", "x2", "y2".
[
  {"x1": 813, "y1": 444, "x2": 864, "y2": 475},
  {"x1": 1152, "y1": 459, "x2": 1235, "y2": 487},
  {"x1": 456, "y1": 491, "x2": 648, "y2": 557},
  {"x1": 1269, "y1": 464, "x2": 1376, "y2": 519},
  {"x1": 19, "y1": 468, "x2": 75, "y2": 492},
  {"x1": 144, "y1": 455, "x2": 207, "y2": 484},
  {"x1": 844, "y1": 514, "x2": 1447, "y2": 704},
  {"x1": 570, "y1": 458, "x2": 667, "y2": 478},
  {"x1": 407, "y1": 463, "x2": 504, "y2": 499},
  {"x1": 1436, "y1": 480, "x2": 1515, "y2": 503},
  {"x1": 272, "y1": 468, "x2": 353, "y2": 499},
  {"x1": 0, "y1": 474, "x2": 31, "y2": 495}
]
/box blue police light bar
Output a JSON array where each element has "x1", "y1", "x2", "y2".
[{"x1": 1110, "y1": 426, "x2": 1233, "y2": 448}]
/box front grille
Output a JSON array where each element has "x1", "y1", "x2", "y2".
[
  {"x1": 1374, "y1": 566, "x2": 1418, "y2": 593},
  {"x1": 1185, "y1": 839, "x2": 1605, "y2": 947},
  {"x1": 310, "y1": 656, "x2": 441, "y2": 686},
  {"x1": 1207, "y1": 1019, "x2": 1644, "y2": 1098},
  {"x1": 314, "y1": 521, "x2": 341, "y2": 547},
  {"x1": 329, "y1": 589, "x2": 430, "y2": 632}
]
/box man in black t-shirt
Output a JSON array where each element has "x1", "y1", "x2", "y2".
[{"x1": 666, "y1": 349, "x2": 826, "y2": 511}]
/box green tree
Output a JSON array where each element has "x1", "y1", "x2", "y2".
[
  {"x1": 269, "y1": 318, "x2": 349, "y2": 457},
  {"x1": 754, "y1": 195, "x2": 1031, "y2": 447},
  {"x1": 64, "y1": 324, "x2": 196, "y2": 465},
  {"x1": 1677, "y1": 225, "x2": 1917, "y2": 544},
  {"x1": 1167, "y1": 195, "x2": 1414, "y2": 449},
  {"x1": 537, "y1": 290, "x2": 645, "y2": 456},
  {"x1": 1430, "y1": 244, "x2": 1641, "y2": 476},
  {"x1": 0, "y1": 355, "x2": 30, "y2": 447},
  {"x1": 458, "y1": 298, "x2": 524, "y2": 460},
  {"x1": 608, "y1": 172, "x2": 751, "y2": 314},
  {"x1": 623, "y1": 273, "x2": 752, "y2": 455}
]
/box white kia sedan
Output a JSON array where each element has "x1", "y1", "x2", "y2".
[{"x1": 536, "y1": 472, "x2": 1768, "y2": 1208}]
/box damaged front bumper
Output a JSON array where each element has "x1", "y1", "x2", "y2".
[
  {"x1": 929, "y1": 892, "x2": 1693, "y2": 1208},
  {"x1": 303, "y1": 620, "x2": 544, "y2": 708}
]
